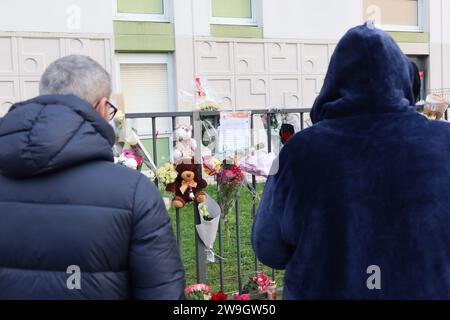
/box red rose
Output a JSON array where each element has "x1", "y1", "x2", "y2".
[
  {"x1": 211, "y1": 292, "x2": 227, "y2": 300},
  {"x1": 134, "y1": 156, "x2": 143, "y2": 166}
]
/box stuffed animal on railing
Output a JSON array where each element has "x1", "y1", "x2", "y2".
[
  {"x1": 174, "y1": 124, "x2": 197, "y2": 163},
  {"x1": 166, "y1": 159, "x2": 207, "y2": 209}
]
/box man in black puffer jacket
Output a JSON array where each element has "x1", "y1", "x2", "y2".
[{"x1": 0, "y1": 55, "x2": 185, "y2": 299}]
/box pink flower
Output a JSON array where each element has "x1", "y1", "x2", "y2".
[
  {"x1": 185, "y1": 283, "x2": 212, "y2": 300},
  {"x1": 135, "y1": 156, "x2": 143, "y2": 166},
  {"x1": 218, "y1": 164, "x2": 244, "y2": 184},
  {"x1": 122, "y1": 149, "x2": 134, "y2": 158},
  {"x1": 185, "y1": 283, "x2": 210, "y2": 295},
  {"x1": 233, "y1": 293, "x2": 251, "y2": 300}
]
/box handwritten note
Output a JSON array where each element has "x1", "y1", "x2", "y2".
[{"x1": 218, "y1": 112, "x2": 251, "y2": 154}]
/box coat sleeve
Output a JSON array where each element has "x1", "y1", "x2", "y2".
[
  {"x1": 129, "y1": 175, "x2": 185, "y2": 300},
  {"x1": 251, "y1": 154, "x2": 295, "y2": 270}
]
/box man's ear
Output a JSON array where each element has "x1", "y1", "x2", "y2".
[{"x1": 95, "y1": 97, "x2": 109, "y2": 120}]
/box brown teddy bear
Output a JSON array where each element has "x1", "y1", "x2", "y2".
[{"x1": 166, "y1": 159, "x2": 207, "y2": 209}]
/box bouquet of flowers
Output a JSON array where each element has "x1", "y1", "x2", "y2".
[
  {"x1": 211, "y1": 292, "x2": 228, "y2": 300},
  {"x1": 197, "y1": 196, "x2": 222, "y2": 263},
  {"x1": 423, "y1": 93, "x2": 449, "y2": 120},
  {"x1": 115, "y1": 149, "x2": 143, "y2": 171},
  {"x1": 156, "y1": 162, "x2": 178, "y2": 186},
  {"x1": 185, "y1": 284, "x2": 228, "y2": 300},
  {"x1": 199, "y1": 204, "x2": 213, "y2": 221},
  {"x1": 184, "y1": 284, "x2": 212, "y2": 300},
  {"x1": 202, "y1": 156, "x2": 222, "y2": 176},
  {"x1": 233, "y1": 293, "x2": 251, "y2": 300},
  {"x1": 203, "y1": 156, "x2": 244, "y2": 241},
  {"x1": 192, "y1": 77, "x2": 221, "y2": 151},
  {"x1": 203, "y1": 156, "x2": 244, "y2": 224},
  {"x1": 114, "y1": 129, "x2": 159, "y2": 181},
  {"x1": 239, "y1": 271, "x2": 277, "y2": 300},
  {"x1": 217, "y1": 162, "x2": 245, "y2": 222},
  {"x1": 203, "y1": 156, "x2": 245, "y2": 239},
  {"x1": 195, "y1": 77, "x2": 221, "y2": 112},
  {"x1": 155, "y1": 162, "x2": 179, "y2": 210},
  {"x1": 114, "y1": 132, "x2": 156, "y2": 181},
  {"x1": 239, "y1": 152, "x2": 277, "y2": 177}
]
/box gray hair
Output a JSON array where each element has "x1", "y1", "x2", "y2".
[{"x1": 39, "y1": 55, "x2": 112, "y2": 105}]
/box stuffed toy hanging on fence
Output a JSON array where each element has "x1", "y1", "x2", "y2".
[
  {"x1": 166, "y1": 158, "x2": 208, "y2": 209},
  {"x1": 174, "y1": 125, "x2": 197, "y2": 163}
]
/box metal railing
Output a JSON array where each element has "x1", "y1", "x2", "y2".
[{"x1": 126, "y1": 108, "x2": 312, "y2": 294}]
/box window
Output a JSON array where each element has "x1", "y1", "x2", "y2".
[
  {"x1": 114, "y1": 0, "x2": 170, "y2": 22},
  {"x1": 116, "y1": 54, "x2": 174, "y2": 164},
  {"x1": 116, "y1": 54, "x2": 174, "y2": 132},
  {"x1": 363, "y1": 0, "x2": 423, "y2": 32},
  {"x1": 211, "y1": 0, "x2": 257, "y2": 25},
  {"x1": 120, "y1": 63, "x2": 169, "y2": 116}
]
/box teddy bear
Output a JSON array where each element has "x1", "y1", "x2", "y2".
[
  {"x1": 165, "y1": 159, "x2": 207, "y2": 209},
  {"x1": 174, "y1": 125, "x2": 197, "y2": 163}
]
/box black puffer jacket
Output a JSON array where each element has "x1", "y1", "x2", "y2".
[{"x1": 0, "y1": 94, "x2": 185, "y2": 299}]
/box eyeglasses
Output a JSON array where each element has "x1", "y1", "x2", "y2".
[
  {"x1": 95, "y1": 100, "x2": 118, "y2": 121},
  {"x1": 106, "y1": 101, "x2": 118, "y2": 121}
]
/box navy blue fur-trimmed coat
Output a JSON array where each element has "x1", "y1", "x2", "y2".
[{"x1": 252, "y1": 24, "x2": 450, "y2": 299}]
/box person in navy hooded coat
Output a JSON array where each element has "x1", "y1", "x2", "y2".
[
  {"x1": 252, "y1": 23, "x2": 450, "y2": 299},
  {"x1": 0, "y1": 55, "x2": 185, "y2": 299}
]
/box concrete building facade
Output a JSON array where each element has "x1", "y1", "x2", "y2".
[
  {"x1": 0, "y1": 0, "x2": 448, "y2": 119},
  {"x1": 0, "y1": 0, "x2": 114, "y2": 116}
]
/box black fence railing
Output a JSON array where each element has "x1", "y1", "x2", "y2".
[{"x1": 126, "y1": 108, "x2": 311, "y2": 294}]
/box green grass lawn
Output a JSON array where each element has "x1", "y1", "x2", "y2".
[{"x1": 166, "y1": 183, "x2": 285, "y2": 295}]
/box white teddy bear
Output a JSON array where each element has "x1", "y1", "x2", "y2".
[{"x1": 174, "y1": 125, "x2": 197, "y2": 163}]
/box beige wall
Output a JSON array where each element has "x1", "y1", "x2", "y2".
[
  {"x1": 174, "y1": 0, "x2": 434, "y2": 112},
  {"x1": 0, "y1": 32, "x2": 114, "y2": 116},
  {"x1": 429, "y1": 0, "x2": 450, "y2": 91},
  {"x1": 194, "y1": 38, "x2": 335, "y2": 109}
]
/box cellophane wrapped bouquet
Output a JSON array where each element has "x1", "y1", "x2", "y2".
[
  {"x1": 234, "y1": 271, "x2": 277, "y2": 300},
  {"x1": 184, "y1": 284, "x2": 228, "y2": 300},
  {"x1": 203, "y1": 156, "x2": 244, "y2": 224},
  {"x1": 194, "y1": 77, "x2": 221, "y2": 112},
  {"x1": 423, "y1": 93, "x2": 449, "y2": 120}
]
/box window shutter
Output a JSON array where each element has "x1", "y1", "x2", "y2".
[{"x1": 120, "y1": 63, "x2": 169, "y2": 135}]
